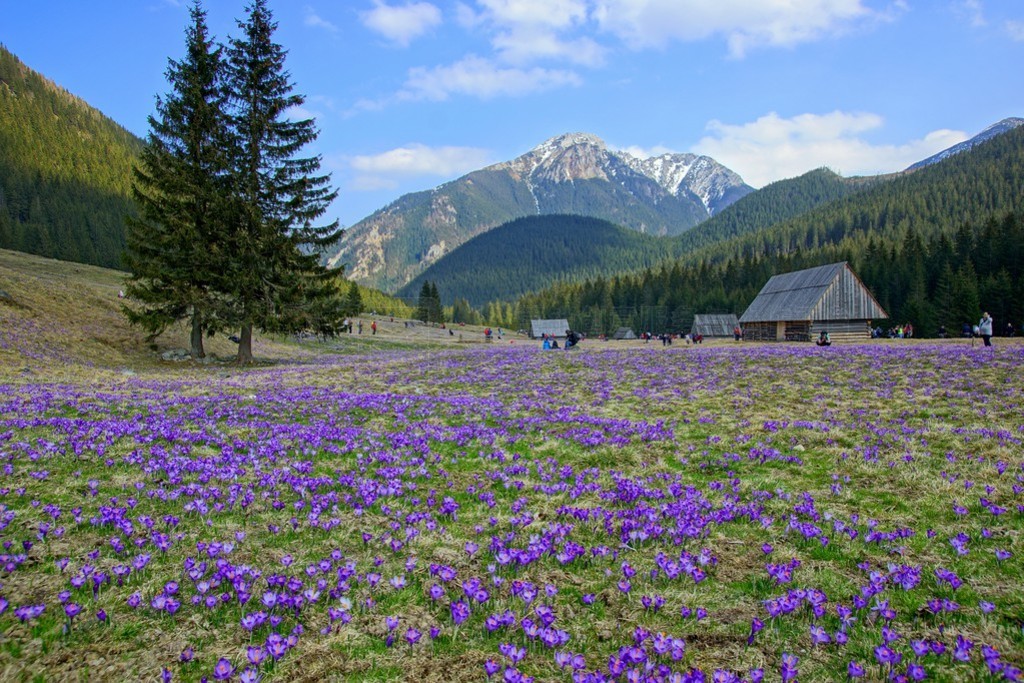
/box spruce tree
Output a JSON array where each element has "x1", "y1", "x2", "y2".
[
  {"x1": 416, "y1": 281, "x2": 431, "y2": 323},
  {"x1": 224, "y1": 0, "x2": 342, "y2": 363},
  {"x1": 428, "y1": 282, "x2": 444, "y2": 324},
  {"x1": 344, "y1": 281, "x2": 363, "y2": 317},
  {"x1": 124, "y1": 1, "x2": 232, "y2": 359}
]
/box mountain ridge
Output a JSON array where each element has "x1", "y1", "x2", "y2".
[
  {"x1": 325, "y1": 132, "x2": 753, "y2": 291},
  {"x1": 905, "y1": 117, "x2": 1024, "y2": 171}
]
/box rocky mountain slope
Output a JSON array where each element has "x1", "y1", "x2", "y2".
[{"x1": 326, "y1": 133, "x2": 753, "y2": 292}]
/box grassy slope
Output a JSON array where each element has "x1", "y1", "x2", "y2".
[
  {"x1": 0, "y1": 249, "x2": 500, "y2": 382},
  {"x1": 0, "y1": 249, "x2": 257, "y2": 378}
]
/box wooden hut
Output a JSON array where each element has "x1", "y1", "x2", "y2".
[
  {"x1": 739, "y1": 262, "x2": 887, "y2": 342},
  {"x1": 691, "y1": 314, "x2": 739, "y2": 338},
  {"x1": 530, "y1": 319, "x2": 571, "y2": 339},
  {"x1": 611, "y1": 327, "x2": 637, "y2": 340}
]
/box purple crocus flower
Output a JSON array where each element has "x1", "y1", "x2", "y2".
[
  {"x1": 780, "y1": 652, "x2": 798, "y2": 682},
  {"x1": 212, "y1": 658, "x2": 234, "y2": 681},
  {"x1": 450, "y1": 599, "x2": 470, "y2": 625},
  {"x1": 874, "y1": 644, "x2": 902, "y2": 668},
  {"x1": 747, "y1": 617, "x2": 764, "y2": 646},
  {"x1": 953, "y1": 635, "x2": 973, "y2": 662},
  {"x1": 809, "y1": 624, "x2": 831, "y2": 645},
  {"x1": 246, "y1": 646, "x2": 266, "y2": 666}
]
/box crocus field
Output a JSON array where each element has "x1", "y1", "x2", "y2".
[{"x1": 0, "y1": 342, "x2": 1022, "y2": 682}]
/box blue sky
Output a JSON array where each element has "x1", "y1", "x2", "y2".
[{"x1": 3, "y1": 1, "x2": 1022, "y2": 227}]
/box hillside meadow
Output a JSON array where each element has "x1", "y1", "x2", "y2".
[{"x1": 0, "y1": 250, "x2": 1021, "y2": 682}]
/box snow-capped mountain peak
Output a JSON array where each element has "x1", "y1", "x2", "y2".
[
  {"x1": 494, "y1": 132, "x2": 750, "y2": 214},
  {"x1": 905, "y1": 117, "x2": 1024, "y2": 171}
]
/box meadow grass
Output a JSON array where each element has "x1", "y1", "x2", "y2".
[{"x1": 0, "y1": 251, "x2": 1022, "y2": 682}]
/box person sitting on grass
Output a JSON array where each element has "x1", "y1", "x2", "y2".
[{"x1": 816, "y1": 331, "x2": 832, "y2": 347}]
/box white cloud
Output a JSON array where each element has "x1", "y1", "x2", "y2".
[
  {"x1": 349, "y1": 143, "x2": 494, "y2": 190},
  {"x1": 476, "y1": 0, "x2": 589, "y2": 29},
  {"x1": 591, "y1": 0, "x2": 883, "y2": 57},
  {"x1": 361, "y1": 0, "x2": 443, "y2": 46},
  {"x1": 364, "y1": 0, "x2": 897, "y2": 109},
  {"x1": 285, "y1": 105, "x2": 321, "y2": 122},
  {"x1": 691, "y1": 111, "x2": 968, "y2": 187},
  {"x1": 493, "y1": 27, "x2": 606, "y2": 65},
  {"x1": 304, "y1": 6, "x2": 338, "y2": 32},
  {"x1": 459, "y1": 0, "x2": 603, "y2": 66},
  {"x1": 954, "y1": 0, "x2": 986, "y2": 28},
  {"x1": 1006, "y1": 20, "x2": 1024, "y2": 41},
  {"x1": 399, "y1": 55, "x2": 581, "y2": 100},
  {"x1": 613, "y1": 143, "x2": 676, "y2": 159}
]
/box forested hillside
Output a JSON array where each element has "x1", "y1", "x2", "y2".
[
  {"x1": 674, "y1": 168, "x2": 885, "y2": 252},
  {"x1": 0, "y1": 45, "x2": 142, "y2": 267},
  {"x1": 505, "y1": 128, "x2": 1024, "y2": 338},
  {"x1": 397, "y1": 214, "x2": 671, "y2": 308},
  {"x1": 682, "y1": 125, "x2": 1024, "y2": 267}
]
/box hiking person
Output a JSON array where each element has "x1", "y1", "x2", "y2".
[{"x1": 978, "y1": 312, "x2": 993, "y2": 347}]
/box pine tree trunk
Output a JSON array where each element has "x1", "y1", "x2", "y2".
[
  {"x1": 190, "y1": 309, "x2": 205, "y2": 360},
  {"x1": 236, "y1": 323, "x2": 254, "y2": 365},
  {"x1": 190, "y1": 309, "x2": 205, "y2": 359}
]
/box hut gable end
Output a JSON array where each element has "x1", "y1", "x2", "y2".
[{"x1": 810, "y1": 266, "x2": 887, "y2": 322}]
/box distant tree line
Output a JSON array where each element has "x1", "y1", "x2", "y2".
[
  {"x1": 505, "y1": 211, "x2": 1024, "y2": 339},
  {"x1": 123, "y1": 0, "x2": 343, "y2": 363}
]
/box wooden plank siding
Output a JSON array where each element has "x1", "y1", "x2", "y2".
[
  {"x1": 810, "y1": 320, "x2": 873, "y2": 343},
  {"x1": 810, "y1": 267, "x2": 887, "y2": 322}
]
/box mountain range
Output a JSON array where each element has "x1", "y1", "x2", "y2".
[
  {"x1": 328, "y1": 118, "x2": 1024, "y2": 295},
  {"x1": 401, "y1": 120, "x2": 1024, "y2": 310},
  {"x1": 325, "y1": 132, "x2": 753, "y2": 292}
]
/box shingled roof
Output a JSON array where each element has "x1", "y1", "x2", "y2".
[
  {"x1": 739, "y1": 262, "x2": 887, "y2": 323},
  {"x1": 691, "y1": 314, "x2": 739, "y2": 337},
  {"x1": 530, "y1": 319, "x2": 571, "y2": 339}
]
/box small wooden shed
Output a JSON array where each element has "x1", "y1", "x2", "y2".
[
  {"x1": 739, "y1": 262, "x2": 887, "y2": 342},
  {"x1": 612, "y1": 327, "x2": 637, "y2": 340},
  {"x1": 530, "y1": 319, "x2": 571, "y2": 339},
  {"x1": 691, "y1": 314, "x2": 740, "y2": 338}
]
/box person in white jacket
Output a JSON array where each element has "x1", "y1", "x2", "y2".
[{"x1": 978, "y1": 312, "x2": 994, "y2": 347}]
